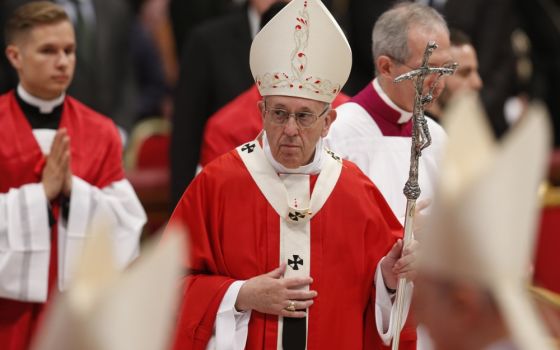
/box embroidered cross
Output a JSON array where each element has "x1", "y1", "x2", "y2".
[
  {"x1": 288, "y1": 211, "x2": 306, "y2": 222},
  {"x1": 241, "y1": 143, "x2": 256, "y2": 153},
  {"x1": 325, "y1": 149, "x2": 341, "y2": 161},
  {"x1": 288, "y1": 255, "x2": 303, "y2": 270}
]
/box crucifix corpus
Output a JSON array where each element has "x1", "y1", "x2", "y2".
[{"x1": 390, "y1": 41, "x2": 457, "y2": 350}]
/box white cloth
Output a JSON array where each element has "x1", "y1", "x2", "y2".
[
  {"x1": 0, "y1": 177, "x2": 146, "y2": 301},
  {"x1": 0, "y1": 183, "x2": 51, "y2": 301},
  {"x1": 374, "y1": 260, "x2": 413, "y2": 345},
  {"x1": 325, "y1": 80, "x2": 446, "y2": 348},
  {"x1": 17, "y1": 84, "x2": 64, "y2": 113},
  {"x1": 325, "y1": 101, "x2": 446, "y2": 222},
  {"x1": 263, "y1": 132, "x2": 324, "y2": 175},
  {"x1": 206, "y1": 281, "x2": 252, "y2": 350}
]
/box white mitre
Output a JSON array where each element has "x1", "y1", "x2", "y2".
[
  {"x1": 421, "y1": 92, "x2": 554, "y2": 350},
  {"x1": 250, "y1": 0, "x2": 351, "y2": 103},
  {"x1": 32, "y1": 222, "x2": 186, "y2": 350}
]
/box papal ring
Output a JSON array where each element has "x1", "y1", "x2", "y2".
[{"x1": 285, "y1": 301, "x2": 296, "y2": 312}]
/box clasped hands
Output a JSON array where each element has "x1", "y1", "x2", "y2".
[{"x1": 42, "y1": 128, "x2": 73, "y2": 201}]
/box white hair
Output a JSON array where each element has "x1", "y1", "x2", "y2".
[{"x1": 372, "y1": 2, "x2": 448, "y2": 73}]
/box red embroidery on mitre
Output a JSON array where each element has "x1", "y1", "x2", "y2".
[{"x1": 254, "y1": 0, "x2": 341, "y2": 98}]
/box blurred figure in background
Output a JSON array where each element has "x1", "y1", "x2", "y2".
[
  {"x1": 168, "y1": 0, "x2": 232, "y2": 60},
  {"x1": 343, "y1": 0, "x2": 518, "y2": 138},
  {"x1": 516, "y1": 0, "x2": 560, "y2": 147},
  {"x1": 438, "y1": 0, "x2": 518, "y2": 137},
  {"x1": 0, "y1": 3, "x2": 146, "y2": 349},
  {"x1": 416, "y1": 94, "x2": 553, "y2": 350},
  {"x1": 425, "y1": 28, "x2": 483, "y2": 123},
  {"x1": 128, "y1": 0, "x2": 168, "y2": 122}
]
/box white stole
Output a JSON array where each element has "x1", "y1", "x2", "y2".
[{"x1": 236, "y1": 140, "x2": 342, "y2": 349}]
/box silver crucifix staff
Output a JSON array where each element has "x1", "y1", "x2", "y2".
[{"x1": 391, "y1": 41, "x2": 457, "y2": 350}]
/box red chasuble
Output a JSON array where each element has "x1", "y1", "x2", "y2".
[
  {"x1": 0, "y1": 91, "x2": 125, "y2": 350},
  {"x1": 199, "y1": 85, "x2": 350, "y2": 167},
  {"x1": 168, "y1": 149, "x2": 417, "y2": 349}
]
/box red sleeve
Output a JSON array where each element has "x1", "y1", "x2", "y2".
[
  {"x1": 165, "y1": 171, "x2": 235, "y2": 349},
  {"x1": 172, "y1": 275, "x2": 234, "y2": 350},
  {"x1": 332, "y1": 92, "x2": 350, "y2": 108},
  {"x1": 199, "y1": 117, "x2": 228, "y2": 167},
  {"x1": 65, "y1": 98, "x2": 125, "y2": 188}
]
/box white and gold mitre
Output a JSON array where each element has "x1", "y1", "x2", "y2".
[
  {"x1": 249, "y1": 0, "x2": 352, "y2": 103},
  {"x1": 421, "y1": 92, "x2": 554, "y2": 350}
]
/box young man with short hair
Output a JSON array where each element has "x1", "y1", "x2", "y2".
[{"x1": 0, "y1": 3, "x2": 146, "y2": 349}]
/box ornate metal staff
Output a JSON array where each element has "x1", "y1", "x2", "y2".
[{"x1": 391, "y1": 41, "x2": 457, "y2": 350}]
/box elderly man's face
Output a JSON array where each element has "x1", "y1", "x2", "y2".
[
  {"x1": 260, "y1": 95, "x2": 335, "y2": 168},
  {"x1": 390, "y1": 25, "x2": 454, "y2": 112}
]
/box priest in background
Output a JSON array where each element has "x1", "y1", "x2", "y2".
[
  {"x1": 166, "y1": 0, "x2": 417, "y2": 349},
  {"x1": 325, "y1": 2, "x2": 453, "y2": 222},
  {"x1": 0, "y1": 3, "x2": 146, "y2": 349}
]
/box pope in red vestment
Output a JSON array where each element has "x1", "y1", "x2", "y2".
[
  {"x1": 168, "y1": 143, "x2": 417, "y2": 349},
  {"x1": 167, "y1": 0, "x2": 417, "y2": 348}
]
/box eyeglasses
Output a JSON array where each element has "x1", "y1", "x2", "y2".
[
  {"x1": 264, "y1": 102, "x2": 330, "y2": 128},
  {"x1": 387, "y1": 55, "x2": 417, "y2": 70}
]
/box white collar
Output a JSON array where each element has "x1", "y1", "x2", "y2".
[
  {"x1": 262, "y1": 132, "x2": 324, "y2": 175},
  {"x1": 247, "y1": 5, "x2": 260, "y2": 39},
  {"x1": 17, "y1": 85, "x2": 65, "y2": 114},
  {"x1": 373, "y1": 78, "x2": 413, "y2": 124}
]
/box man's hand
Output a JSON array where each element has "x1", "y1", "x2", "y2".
[
  {"x1": 235, "y1": 264, "x2": 317, "y2": 318},
  {"x1": 380, "y1": 239, "x2": 419, "y2": 290},
  {"x1": 42, "y1": 129, "x2": 70, "y2": 200},
  {"x1": 62, "y1": 136, "x2": 73, "y2": 197}
]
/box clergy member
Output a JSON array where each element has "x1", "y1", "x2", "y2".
[
  {"x1": 167, "y1": 0, "x2": 417, "y2": 349},
  {"x1": 325, "y1": 3, "x2": 453, "y2": 221},
  {"x1": 415, "y1": 93, "x2": 554, "y2": 350},
  {"x1": 198, "y1": 2, "x2": 349, "y2": 170},
  {"x1": 199, "y1": 85, "x2": 349, "y2": 169},
  {"x1": 0, "y1": 3, "x2": 146, "y2": 349}
]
